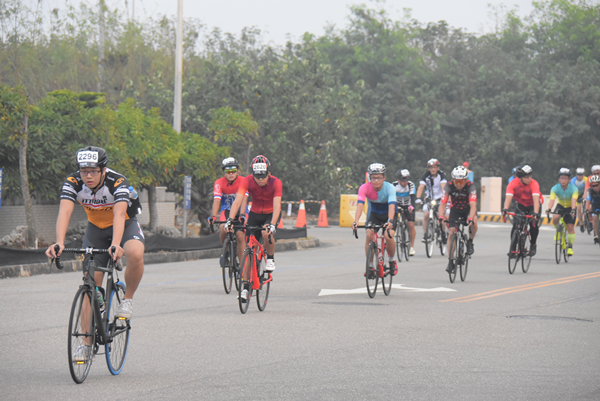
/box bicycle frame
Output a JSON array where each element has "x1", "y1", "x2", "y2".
[
  {"x1": 244, "y1": 229, "x2": 273, "y2": 291},
  {"x1": 237, "y1": 226, "x2": 273, "y2": 313},
  {"x1": 505, "y1": 212, "x2": 535, "y2": 259}
]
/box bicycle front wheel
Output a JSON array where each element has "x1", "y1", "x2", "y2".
[
  {"x1": 68, "y1": 287, "x2": 96, "y2": 384},
  {"x1": 448, "y1": 235, "x2": 458, "y2": 283},
  {"x1": 238, "y1": 249, "x2": 252, "y2": 314},
  {"x1": 521, "y1": 234, "x2": 532, "y2": 273},
  {"x1": 395, "y1": 226, "x2": 403, "y2": 263},
  {"x1": 256, "y1": 256, "x2": 270, "y2": 311},
  {"x1": 402, "y1": 224, "x2": 410, "y2": 261},
  {"x1": 366, "y1": 242, "x2": 379, "y2": 298},
  {"x1": 105, "y1": 282, "x2": 130, "y2": 375},
  {"x1": 509, "y1": 230, "x2": 519, "y2": 274},
  {"x1": 460, "y1": 235, "x2": 468, "y2": 282},
  {"x1": 554, "y1": 229, "x2": 562, "y2": 264},
  {"x1": 425, "y1": 220, "x2": 435, "y2": 258},
  {"x1": 222, "y1": 238, "x2": 234, "y2": 294},
  {"x1": 381, "y1": 249, "x2": 393, "y2": 296}
]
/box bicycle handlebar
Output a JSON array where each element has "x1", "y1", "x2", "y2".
[
  {"x1": 503, "y1": 212, "x2": 536, "y2": 224},
  {"x1": 52, "y1": 245, "x2": 120, "y2": 271},
  {"x1": 352, "y1": 224, "x2": 393, "y2": 239},
  {"x1": 238, "y1": 225, "x2": 273, "y2": 244}
]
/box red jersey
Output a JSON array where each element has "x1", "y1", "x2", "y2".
[
  {"x1": 441, "y1": 180, "x2": 477, "y2": 211},
  {"x1": 238, "y1": 175, "x2": 282, "y2": 214},
  {"x1": 213, "y1": 176, "x2": 247, "y2": 213},
  {"x1": 506, "y1": 178, "x2": 541, "y2": 207}
]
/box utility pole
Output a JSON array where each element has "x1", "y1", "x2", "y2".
[
  {"x1": 173, "y1": 0, "x2": 183, "y2": 133},
  {"x1": 98, "y1": 0, "x2": 105, "y2": 92}
]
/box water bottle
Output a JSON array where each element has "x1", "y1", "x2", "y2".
[
  {"x1": 96, "y1": 287, "x2": 105, "y2": 313},
  {"x1": 128, "y1": 186, "x2": 138, "y2": 199}
]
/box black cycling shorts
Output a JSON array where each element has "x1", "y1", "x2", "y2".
[
  {"x1": 367, "y1": 211, "x2": 396, "y2": 229},
  {"x1": 83, "y1": 217, "x2": 145, "y2": 268},
  {"x1": 555, "y1": 204, "x2": 575, "y2": 225},
  {"x1": 246, "y1": 212, "x2": 273, "y2": 242},
  {"x1": 448, "y1": 207, "x2": 474, "y2": 229},
  {"x1": 397, "y1": 206, "x2": 415, "y2": 222}
]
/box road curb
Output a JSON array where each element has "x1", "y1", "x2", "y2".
[{"x1": 0, "y1": 238, "x2": 320, "y2": 279}]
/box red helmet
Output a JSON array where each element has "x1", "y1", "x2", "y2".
[{"x1": 251, "y1": 155, "x2": 271, "y2": 177}]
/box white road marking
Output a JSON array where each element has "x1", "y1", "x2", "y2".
[{"x1": 318, "y1": 284, "x2": 456, "y2": 296}]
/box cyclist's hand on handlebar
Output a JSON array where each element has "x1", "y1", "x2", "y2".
[
  {"x1": 46, "y1": 243, "x2": 64, "y2": 258},
  {"x1": 109, "y1": 244, "x2": 125, "y2": 262},
  {"x1": 467, "y1": 217, "x2": 474, "y2": 225},
  {"x1": 352, "y1": 222, "x2": 358, "y2": 230},
  {"x1": 408, "y1": 205, "x2": 414, "y2": 212},
  {"x1": 208, "y1": 216, "x2": 216, "y2": 225},
  {"x1": 225, "y1": 218, "x2": 234, "y2": 231},
  {"x1": 438, "y1": 216, "x2": 445, "y2": 223},
  {"x1": 502, "y1": 208, "x2": 508, "y2": 216},
  {"x1": 415, "y1": 199, "x2": 422, "y2": 205},
  {"x1": 267, "y1": 224, "x2": 276, "y2": 235},
  {"x1": 238, "y1": 216, "x2": 246, "y2": 226}
]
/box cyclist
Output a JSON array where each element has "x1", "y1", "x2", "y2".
[
  {"x1": 438, "y1": 165, "x2": 478, "y2": 273},
  {"x1": 392, "y1": 168, "x2": 416, "y2": 256},
  {"x1": 546, "y1": 168, "x2": 578, "y2": 256},
  {"x1": 227, "y1": 155, "x2": 282, "y2": 302},
  {"x1": 46, "y1": 147, "x2": 144, "y2": 326},
  {"x1": 415, "y1": 158, "x2": 448, "y2": 243},
  {"x1": 352, "y1": 163, "x2": 398, "y2": 276},
  {"x1": 208, "y1": 157, "x2": 248, "y2": 266},
  {"x1": 502, "y1": 165, "x2": 541, "y2": 258},
  {"x1": 586, "y1": 174, "x2": 600, "y2": 243},
  {"x1": 571, "y1": 168, "x2": 588, "y2": 232}
]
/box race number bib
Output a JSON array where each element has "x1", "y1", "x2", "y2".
[
  {"x1": 253, "y1": 163, "x2": 268, "y2": 174},
  {"x1": 77, "y1": 151, "x2": 98, "y2": 163}
]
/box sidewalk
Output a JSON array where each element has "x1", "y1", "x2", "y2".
[{"x1": 0, "y1": 237, "x2": 320, "y2": 279}]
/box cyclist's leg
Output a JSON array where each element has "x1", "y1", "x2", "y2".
[
  {"x1": 83, "y1": 223, "x2": 111, "y2": 290},
  {"x1": 235, "y1": 229, "x2": 246, "y2": 263},
  {"x1": 422, "y1": 203, "x2": 429, "y2": 240},
  {"x1": 385, "y1": 215, "x2": 397, "y2": 259},
  {"x1": 564, "y1": 209, "x2": 576, "y2": 249},
  {"x1": 121, "y1": 219, "x2": 145, "y2": 300},
  {"x1": 593, "y1": 214, "x2": 599, "y2": 239}
]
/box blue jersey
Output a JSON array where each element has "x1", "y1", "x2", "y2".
[
  {"x1": 358, "y1": 181, "x2": 396, "y2": 215},
  {"x1": 550, "y1": 183, "x2": 578, "y2": 208}
]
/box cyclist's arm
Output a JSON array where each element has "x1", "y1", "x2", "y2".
[
  {"x1": 211, "y1": 197, "x2": 221, "y2": 220},
  {"x1": 239, "y1": 193, "x2": 249, "y2": 220},
  {"x1": 49, "y1": 199, "x2": 76, "y2": 257},
  {"x1": 110, "y1": 202, "x2": 128, "y2": 252},
  {"x1": 387, "y1": 203, "x2": 396, "y2": 223},
  {"x1": 354, "y1": 202, "x2": 365, "y2": 226},
  {"x1": 571, "y1": 190, "x2": 578, "y2": 210},
  {"x1": 271, "y1": 196, "x2": 282, "y2": 226},
  {"x1": 532, "y1": 194, "x2": 540, "y2": 214},
  {"x1": 229, "y1": 192, "x2": 244, "y2": 220},
  {"x1": 503, "y1": 194, "x2": 513, "y2": 211},
  {"x1": 416, "y1": 183, "x2": 425, "y2": 199}
]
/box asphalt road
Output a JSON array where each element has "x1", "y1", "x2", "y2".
[{"x1": 1, "y1": 223, "x2": 599, "y2": 400}]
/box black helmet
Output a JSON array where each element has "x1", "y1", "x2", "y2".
[
  {"x1": 515, "y1": 165, "x2": 532, "y2": 178},
  {"x1": 251, "y1": 155, "x2": 271, "y2": 177},
  {"x1": 396, "y1": 169, "x2": 410, "y2": 180},
  {"x1": 221, "y1": 157, "x2": 239, "y2": 170},
  {"x1": 76, "y1": 146, "x2": 108, "y2": 169}
]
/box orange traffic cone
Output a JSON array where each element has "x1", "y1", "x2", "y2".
[
  {"x1": 317, "y1": 200, "x2": 329, "y2": 227},
  {"x1": 277, "y1": 217, "x2": 284, "y2": 228},
  {"x1": 295, "y1": 200, "x2": 307, "y2": 228}
]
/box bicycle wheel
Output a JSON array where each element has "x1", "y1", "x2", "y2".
[
  {"x1": 425, "y1": 220, "x2": 435, "y2": 258},
  {"x1": 366, "y1": 242, "x2": 379, "y2": 298},
  {"x1": 402, "y1": 224, "x2": 410, "y2": 261},
  {"x1": 105, "y1": 282, "x2": 130, "y2": 375},
  {"x1": 381, "y1": 247, "x2": 393, "y2": 296},
  {"x1": 437, "y1": 226, "x2": 447, "y2": 256},
  {"x1": 395, "y1": 225, "x2": 403, "y2": 263},
  {"x1": 222, "y1": 238, "x2": 234, "y2": 294},
  {"x1": 448, "y1": 235, "x2": 458, "y2": 283},
  {"x1": 238, "y1": 248, "x2": 252, "y2": 314},
  {"x1": 460, "y1": 235, "x2": 468, "y2": 282},
  {"x1": 521, "y1": 234, "x2": 532, "y2": 273},
  {"x1": 256, "y1": 254, "x2": 270, "y2": 311},
  {"x1": 508, "y1": 230, "x2": 519, "y2": 274},
  {"x1": 68, "y1": 287, "x2": 96, "y2": 384},
  {"x1": 554, "y1": 229, "x2": 562, "y2": 264}
]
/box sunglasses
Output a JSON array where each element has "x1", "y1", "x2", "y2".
[
  {"x1": 253, "y1": 173, "x2": 268, "y2": 179},
  {"x1": 592, "y1": 184, "x2": 600, "y2": 188},
  {"x1": 454, "y1": 179, "x2": 466, "y2": 184},
  {"x1": 80, "y1": 170, "x2": 102, "y2": 177},
  {"x1": 224, "y1": 168, "x2": 237, "y2": 174}
]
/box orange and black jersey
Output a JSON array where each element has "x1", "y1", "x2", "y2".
[
  {"x1": 441, "y1": 180, "x2": 477, "y2": 211},
  {"x1": 61, "y1": 168, "x2": 134, "y2": 229}
]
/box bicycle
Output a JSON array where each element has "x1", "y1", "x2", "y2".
[
  {"x1": 583, "y1": 209, "x2": 594, "y2": 236},
  {"x1": 237, "y1": 226, "x2": 273, "y2": 314},
  {"x1": 394, "y1": 208, "x2": 411, "y2": 262},
  {"x1": 504, "y1": 212, "x2": 536, "y2": 274},
  {"x1": 424, "y1": 198, "x2": 447, "y2": 258},
  {"x1": 547, "y1": 210, "x2": 572, "y2": 264},
  {"x1": 446, "y1": 218, "x2": 471, "y2": 283},
  {"x1": 51, "y1": 246, "x2": 130, "y2": 384},
  {"x1": 210, "y1": 219, "x2": 242, "y2": 294},
  {"x1": 353, "y1": 223, "x2": 394, "y2": 298}
]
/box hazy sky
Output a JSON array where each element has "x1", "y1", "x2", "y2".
[{"x1": 34, "y1": 0, "x2": 536, "y2": 45}]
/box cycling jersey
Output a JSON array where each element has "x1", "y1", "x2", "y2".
[
  {"x1": 587, "y1": 187, "x2": 600, "y2": 212},
  {"x1": 392, "y1": 180, "x2": 416, "y2": 207},
  {"x1": 60, "y1": 168, "x2": 133, "y2": 229},
  {"x1": 570, "y1": 176, "x2": 587, "y2": 195},
  {"x1": 357, "y1": 181, "x2": 396, "y2": 215},
  {"x1": 506, "y1": 178, "x2": 541, "y2": 207},
  {"x1": 237, "y1": 175, "x2": 282, "y2": 214},
  {"x1": 419, "y1": 170, "x2": 447, "y2": 200},
  {"x1": 550, "y1": 183, "x2": 578, "y2": 208},
  {"x1": 441, "y1": 180, "x2": 477, "y2": 211},
  {"x1": 213, "y1": 176, "x2": 248, "y2": 213}
]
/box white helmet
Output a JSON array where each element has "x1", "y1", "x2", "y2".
[
  {"x1": 589, "y1": 175, "x2": 600, "y2": 183},
  {"x1": 427, "y1": 158, "x2": 440, "y2": 167},
  {"x1": 367, "y1": 163, "x2": 386, "y2": 176},
  {"x1": 592, "y1": 165, "x2": 600, "y2": 173},
  {"x1": 576, "y1": 167, "x2": 585, "y2": 175},
  {"x1": 451, "y1": 165, "x2": 469, "y2": 180}
]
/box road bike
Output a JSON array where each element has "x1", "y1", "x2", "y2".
[
  {"x1": 354, "y1": 223, "x2": 394, "y2": 298},
  {"x1": 505, "y1": 212, "x2": 536, "y2": 274},
  {"x1": 394, "y1": 208, "x2": 411, "y2": 262},
  {"x1": 446, "y1": 218, "x2": 471, "y2": 283},
  {"x1": 583, "y1": 209, "x2": 594, "y2": 236},
  {"x1": 211, "y1": 219, "x2": 242, "y2": 294},
  {"x1": 51, "y1": 246, "x2": 130, "y2": 384},
  {"x1": 547, "y1": 210, "x2": 573, "y2": 264},
  {"x1": 424, "y1": 198, "x2": 447, "y2": 258},
  {"x1": 237, "y1": 226, "x2": 273, "y2": 314}
]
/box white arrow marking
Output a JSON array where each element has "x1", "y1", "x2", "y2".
[{"x1": 318, "y1": 284, "x2": 456, "y2": 296}]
